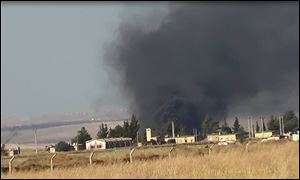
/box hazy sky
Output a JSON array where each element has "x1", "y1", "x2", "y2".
[{"x1": 1, "y1": 2, "x2": 168, "y2": 118}]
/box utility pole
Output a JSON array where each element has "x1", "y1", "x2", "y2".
[
  {"x1": 172, "y1": 121, "x2": 175, "y2": 139},
  {"x1": 250, "y1": 116, "x2": 253, "y2": 138},
  {"x1": 193, "y1": 128, "x2": 197, "y2": 142},
  {"x1": 248, "y1": 116, "x2": 251, "y2": 138},
  {"x1": 76, "y1": 134, "x2": 79, "y2": 151},
  {"x1": 261, "y1": 116, "x2": 264, "y2": 135},
  {"x1": 279, "y1": 116, "x2": 282, "y2": 135},
  {"x1": 282, "y1": 116, "x2": 285, "y2": 134},
  {"x1": 193, "y1": 128, "x2": 195, "y2": 141},
  {"x1": 195, "y1": 128, "x2": 198, "y2": 142},
  {"x1": 34, "y1": 128, "x2": 38, "y2": 155}
]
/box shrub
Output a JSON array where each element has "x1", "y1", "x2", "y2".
[{"x1": 55, "y1": 141, "x2": 71, "y2": 152}]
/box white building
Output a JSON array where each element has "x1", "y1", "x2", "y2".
[
  {"x1": 292, "y1": 131, "x2": 299, "y2": 141},
  {"x1": 255, "y1": 131, "x2": 273, "y2": 139},
  {"x1": 86, "y1": 137, "x2": 132, "y2": 150},
  {"x1": 164, "y1": 136, "x2": 195, "y2": 144},
  {"x1": 49, "y1": 147, "x2": 56, "y2": 153}
]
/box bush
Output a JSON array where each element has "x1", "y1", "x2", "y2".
[{"x1": 55, "y1": 141, "x2": 71, "y2": 152}]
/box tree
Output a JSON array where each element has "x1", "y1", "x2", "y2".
[
  {"x1": 202, "y1": 114, "x2": 219, "y2": 136},
  {"x1": 136, "y1": 131, "x2": 145, "y2": 144},
  {"x1": 283, "y1": 110, "x2": 299, "y2": 132},
  {"x1": 96, "y1": 123, "x2": 108, "y2": 139},
  {"x1": 129, "y1": 114, "x2": 140, "y2": 140},
  {"x1": 123, "y1": 120, "x2": 130, "y2": 137},
  {"x1": 267, "y1": 115, "x2": 279, "y2": 131},
  {"x1": 55, "y1": 141, "x2": 71, "y2": 152},
  {"x1": 221, "y1": 118, "x2": 232, "y2": 134},
  {"x1": 108, "y1": 125, "x2": 124, "y2": 138},
  {"x1": 71, "y1": 127, "x2": 92, "y2": 149},
  {"x1": 232, "y1": 117, "x2": 240, "y2": 133},
  {"x1": 256, "y1": 121, "x2": 260, "y2": 132},
  {"x1": 237, "y1": 126, "x2": 247, "y2": 143},
  {"x1": 232, "y1": 117, "x2": 246, "y2": 142},
  {"x1": 107, "y1": 114, "x2": 140, "y2": 140},
  {"x1": 262, "y1": 119, "x2": 267, "y2": 131},
  {"x1": 238, "y1": 126, "x2": 246, "y2": 134},
  {"x1": 267, "y1": 111, "x2": 299, "y2": 132}
]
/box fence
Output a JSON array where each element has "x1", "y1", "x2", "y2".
[{"x1": 3, "y1": 142, "x2": 221, "y2": 174}]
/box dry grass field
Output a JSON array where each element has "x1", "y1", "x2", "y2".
[{"x1": 1, "y1": 140, "x2": 299, "y2": 179}]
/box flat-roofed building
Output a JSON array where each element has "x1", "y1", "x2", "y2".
[
  {"x1": 164, "y1": 136, "x2": 195, "y2": 144},
  {"x1": 86, "y1": 137, "x2": 132, "y2": 150},
  {"x1": 292, "y1": 131, "x2": 299, "y2": 141},
  {"x1": 175, "y1": 136, "x2": 195, "y2": 144},
  {"x1": 207, "y1": 134, "x2": 219, "y2": 143},
  {"x1": 255, "y1": 131, "x2": 273, "y2": 139},
  {"x1": 207, "y1": 134, "x2": 237, "y2": 143},
  {"x1": 219, "y1": 134, "x2": 236, "y2": 143}
]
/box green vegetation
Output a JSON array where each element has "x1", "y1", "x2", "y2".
[
  {"x1": 107, "y1": 114, "x2": 140, "y2": 141},
  {"x1": 71, "y1": 127, "x2": 92, "y2": 149},
  {"x1": 232, "y1": 117, "x2": 246, "y2": 135},
  {"x1": 220, "y1": 118, "x2": 232, "y2": 134},
  {"x1": 232, "y1": 117, "x2": 240, "y2": 133},
  {"x1": 267, "y1": 115, "x2": 279, "y2": 131},
  {"x1": 256, "y1": 121, "x2": 260, "y2": 132},
  {"x1": 263, "y1": 119, "x2": 267, "y2": 131},
  {"x1": 283, "y1": 110, "x2": 299, "y2": 132},
  {"x1": 1, "y1": 141, "x2": 298, "y2": 179},
  {"x1": 267, "y1": 110, "x2": 299, "y2": 132},
  {"x1": 55, "y1": 141, "x2": 72, "y2": 152},
  {"x1": 96, "y1": 123, "x2": 108, "y2": 139},
  {"x1": 201, "y1": 114, "x2": 219, "y2": 136}
]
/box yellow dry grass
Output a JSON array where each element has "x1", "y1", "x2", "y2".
[{"x1": 1, "y1": 140, "x2": 299, "y2": 179}]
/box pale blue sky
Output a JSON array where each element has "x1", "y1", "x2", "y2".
[{"x1": 1, "y1": 2, "x2": 169, "y2": 118}]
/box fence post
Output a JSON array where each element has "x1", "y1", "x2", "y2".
[
  {"x1": 9, "y1": 156, "x2": 15, "y2": 174},
  {"x1": 130, "y1": 148, "x2": 135, "y2": 163},
  {"x1": 89, "y1": 151, "x2": 95, "y2": 166},
  {"x1": 246, "y1": 141, "x2": 251, "y2": 152},
  {"x1": 209, "y1": 144, "x2": 215, "y2": 155},
  {"x1": 50, "y1": 153, "x2": 57, "y2": 171},
  {"x1": 169, "y1": 147, "x2": 175, "y2": 158}
]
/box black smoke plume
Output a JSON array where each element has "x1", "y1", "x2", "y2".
[{"x1": 104, "y1": 2, "x2": 299, "y2": 130}]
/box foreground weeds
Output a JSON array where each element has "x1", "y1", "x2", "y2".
[{"x1": 1, "y1": 141, "x2": 298, "y2": 179}]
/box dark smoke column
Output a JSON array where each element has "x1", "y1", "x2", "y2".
[{"x1": 104, "y1": 2, "x2": 299, "y2": 130}]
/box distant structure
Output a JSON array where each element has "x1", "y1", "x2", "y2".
[
  {"x1": 72, "y1": 143, "x2": 83, "y2": 151},
  {"x1": 45, "y1": 144, "x2": 56, "y2": 153},
  {"x1": 146, "y1": 128, "x2": 165, "y2": 144},
  {"x1": 207, "y1": 133, "x2": 237, "y2": 144},
  {"x1": 50, "y1": 147, "x2": 56, "y2": 153},
  {"x1": 207, "y1": 134, "x2": 219, "y2": 142},
  {"x1": 164, "y1": 135, "x2": 195, "y2": 144},
  {"x1": 292, "y1": 131, "x2": 299, "y2": 141},
  {"x1": 146, "y1": 122, "x2": 196, "y2": 145},
  {"x1": 146, "y1": 128, "x2": 152, "y2": 142},
  {"x1": 86, "y1": 137, "x2": 132, "y2": 150},
  {"x1": 254, "y1": 131, "x2": 273, "y2": 139},
  {"x1": 7, "y1": 146, "x2": 21, "y2": 157}
]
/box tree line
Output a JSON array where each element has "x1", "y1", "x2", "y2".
[
  {"x1": 54, "y1": 110, "x2": 298, "y2": 151},
  {"x1": 54, "y1": 114, "x2": 140, "y2": 151},
  {"x1": 201, "y1": 110, "x2": 299, "y2": 136}
]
